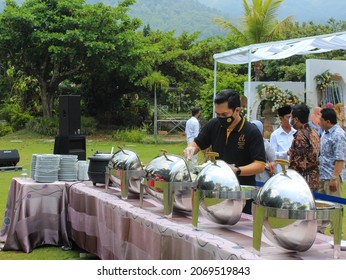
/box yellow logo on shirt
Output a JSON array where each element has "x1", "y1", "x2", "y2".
[{"x1": 238, "y1": 134, "x2": 245, "y2": 149}]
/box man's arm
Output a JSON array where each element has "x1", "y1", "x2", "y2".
[
  {"x1": 329, "y1": 160, "x2": 344, "y2": 192},
  {"x1": 230, "y1": 161, "x2": 265, "y2": 176},
  {"x1": 333, "y1": 160, "x2": 344, "y2": 178}
]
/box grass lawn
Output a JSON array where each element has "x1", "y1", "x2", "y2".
[{"x1": 0, "y1": 129, "x2": 345, "y2": 259}]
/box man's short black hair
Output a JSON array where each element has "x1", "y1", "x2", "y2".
[
  {"x1": 291, "y1": 103, "x2": 309, "y2": 124},
  {"x1": 214, "y1": 89, "x2": 240, "y2": 110},
  {"x1": 277, "y1": 105, "x2": 292, "y2": 117},
  {"x1": 191, "y1": 107, "x2": 201, "y2": 116},
  {"x1": 321, "y1": 108, "x2": 337, "y2": 124}
]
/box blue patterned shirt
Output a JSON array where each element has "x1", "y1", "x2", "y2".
[{"x1": 319, "y1": 124, "x2": 346, "y2": 180}]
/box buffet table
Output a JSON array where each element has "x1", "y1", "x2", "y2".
[
  {"x1": 67, "y1": 181, "x2": 346, "y2": 260},
  {"x1": 0, "y1": 178, "x2": 71, "y2": 253},
  {"x1": 1, "y1": 178, "x2": 344, "y2": 259}
]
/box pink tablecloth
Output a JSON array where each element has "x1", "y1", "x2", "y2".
[
  {"x1": 0, "y1": 178, "x2": 71, "y2": 253},
  {"x1": 67, "y1": 181, "x2": 345, "y2": 260}
]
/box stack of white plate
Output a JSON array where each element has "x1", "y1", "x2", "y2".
[
  {"x1": 58, "y1": 155, "x2": 78, "y2": 181},
  {"x1": 30, "y1": 154, "x2": 38, "y2": 179},
  {"x1": 35, "y1": 154, "x2": 61, "y2": 183},
  {"x1": 77, "y1": 160, "x2": 89, "y2": 181}
]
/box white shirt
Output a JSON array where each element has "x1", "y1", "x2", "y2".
[
  {"x1": 256, "y1": 138, "x2": 276, "y2": 184},
  {"x1": 270, "y1": 126, "x2": 296, "y2": 158},
  {"x1": 185, "y1": 116, "x2": 200, "y2": 143},
  {"x1": 270, "y1": 125, "x2": 296, "y2": 172}
]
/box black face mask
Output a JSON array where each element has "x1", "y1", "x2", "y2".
[{"x1": 217, "y1": 116, "x2": 234, "y2": 128}]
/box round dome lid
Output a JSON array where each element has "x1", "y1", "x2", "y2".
[
  {"x1": 109, "y1": 147, "x2": 142, "y2": 171},
  {"x1": 195, "y1": 153, "x2": 240, "y2": 195},
  {"x1": 255, "y1": 160, "x2": 316, "y2": 210},
  {"x1": 145, "y1": 150, "x2": 191, "y2": 182}
]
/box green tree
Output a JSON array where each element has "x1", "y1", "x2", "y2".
[
  {"x1": 0, "y1": 0, "x2": 140, "y2": 117},
  {"x1": 200, "y1": 69, "x2": 248, "y2": 120},
  {"x1": 67, "y1": 0, "x2": 142, "y2": 125},
  {"x1": 132, "y1": 30, "x2": 228, "y2": 116},
  {"x1": 3, "y1": 66, "x2": 40, "y2": 116},
  {"x1": 214, "y1": 0, "x2": 293, "y2": 81},
  {"x1": 141, "y1": 71, "x2": 169, "y2": 139}
]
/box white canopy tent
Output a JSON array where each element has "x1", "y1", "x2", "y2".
[{"x1": 212, "y1": 31, "x2": 346, "y2": 117}]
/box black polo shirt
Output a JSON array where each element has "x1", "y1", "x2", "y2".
[{"x1": 194, "y1": 117, "x2": 266, "y2": 186}]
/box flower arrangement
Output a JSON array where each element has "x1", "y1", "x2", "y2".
[
  {"x1": 240, "y1": 107, "x2": 247, "y2": 118},
  {"x1": 314, "y1": 70, "x2": 332, "y2": 92},
  {"x1": 256, "y1": 84, "x2": 302, "y2": 112}
]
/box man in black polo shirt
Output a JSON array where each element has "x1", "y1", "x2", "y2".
[{"x1": 184, "y1": 89, "x2": 266, "y2": 214}]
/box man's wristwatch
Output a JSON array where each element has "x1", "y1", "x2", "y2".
[
  {"x1": 236, "y1": 166, "x2": 241, "y2": 176},
  {"x1": 331, "y1": 175, "x2": 338, "y2": 181}
]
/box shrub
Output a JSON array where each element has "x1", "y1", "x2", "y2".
[
  {"x1": 0, "y1": 102, "x2": 33, "y2": 130},
  {"x1": 112, "y1": 128, "x2": 145, "y2": 143},
  {"x1": 112, "y1": 127, "x2": 168, "y2": 144},
  {"x1": 141, "y1": 122, "x2": 153, "y2": 134},
  {"x1": 140, "y1": 135, "x2": 164, "y2": 144},
  {"x1": 81, "y1": 116, "x2": 98, "y2": 135},
  {"x1": 10, "y1": 112, "x2": 33, "y2": 130},
  {"x1": 26, "y1": 117, "x2": 59, "y2": 136},
  {"x1": 115, "y1": 96, "x2": 151, "y2": 127},
  {"x1": 0, "y1": 122, "x2": 13, "y2": 136},
  {"x1": 26, "y1": 116, "x2": 98, "y2": 136}
]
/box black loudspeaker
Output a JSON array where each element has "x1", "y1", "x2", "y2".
[
  {"x1": 54, "y1": 135, "x2": 86, "y2": 160},
  {"x1": 0, "y1": 149, "x2": 20, "y2": 167},
  {"x1": 59, "y1": 95, "x2": 81, "y2": 136}
]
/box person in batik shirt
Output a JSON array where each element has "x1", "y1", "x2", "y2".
[
  {"x1": 318, "y1": 108, "x2": 346, "y2": 197},
  {"x1": 288, "y1": 103, "x2": 320, "y2": 191}
]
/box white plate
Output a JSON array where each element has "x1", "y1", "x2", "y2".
[{"x1": 328, "y1": 240, "x2": 346, "y2": 250}]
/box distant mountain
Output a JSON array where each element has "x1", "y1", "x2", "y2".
[
  {"x1": 98, "y1": 0, "x2": 229, "y2": 39},
  {"x1": 197, "y1": 0, "x2": 346, "y2": 24},
  {"x1": 124, "y1": 0, "x2": 228, "y2": 39},
  {"x1": 0, "y1": 0, "x2": 228, "y2": 39}
]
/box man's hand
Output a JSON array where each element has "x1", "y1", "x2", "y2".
[
  {"x1": 183, "y1": 146, "x2": 196, "y2": 160},
  {"x1": 329, "y1": 179, "x2": 337, "y2": 192}
]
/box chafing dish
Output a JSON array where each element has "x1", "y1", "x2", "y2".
[
  {"x1": 252, "y1": 159, "x2": 343, "y2": 259},
  {"x1": 191, "y1": 152, "x2": 258, "y2": 227},
  {"x1": 141, "y1": 149, "x2": 194, "y2": 217},
  {"x1": 105, "y1": 146, "x2": 145, "y2": 200}
]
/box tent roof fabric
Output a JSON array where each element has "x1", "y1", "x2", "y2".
[{"x1": 213, "y1": 31, "x2": 346, "y2": 65}]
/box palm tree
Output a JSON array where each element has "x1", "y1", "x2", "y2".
[
  {"x1": 214, "y1": 0, "x2": 293, "y2": 81},
  {"x1": 142, "y1": 71, "x2": 170, "y2": 139}
]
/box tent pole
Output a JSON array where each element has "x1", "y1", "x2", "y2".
[
  {"x1": 247, "y1": 49, "x2": 252, "y2": 120},
  {"x1": 213, "y1": 60, "x2": 217, "y2": 117}
]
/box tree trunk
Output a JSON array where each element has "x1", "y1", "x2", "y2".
[
  {"x1": 253, "y1": 61, "x2": 263, "y2": 81},
  {"x1": 40, "y1": 82, "x2": 53, "y2": 118}
]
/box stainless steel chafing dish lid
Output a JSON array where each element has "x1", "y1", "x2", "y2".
[
  {"x1": 108, "y1": 147, "x2": 143, "y2": 171},
  {"x1": 194, "y1": 158, "x2": 240, "y2": 195},
  {"x1": 144, "y1": 150, "x2": 191, "y2": 182},
  {"x1": 255, "y1": 164, "x2": 316, "y2": 210},
  {"x1": 191, "y1": 153, "x2": 244, "y2": 227},
  {"x1": 252, "y1": 160, "x2": 343, "y2": 257}
]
